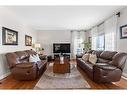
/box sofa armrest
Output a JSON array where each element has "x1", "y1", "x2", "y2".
[
  {"x1": 11, "y1": 62, "x2": 37, "y2": 80},
  {"x1": 93, "y1": 63, "x2": 122, "y2": 83}
]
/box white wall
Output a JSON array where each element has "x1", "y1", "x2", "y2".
[
  {"x1": 117, "y1": 7, "x2": 127, "y2": 76},
  {"x1": 0, "y1": 7, "x2": 37, "y2": 79},
  {"x1": 37, "y1": 30, "x2": 71, "y2": 56},
  {"x1": 117, "y1": 7, "x2": 127, "y2": 52}
]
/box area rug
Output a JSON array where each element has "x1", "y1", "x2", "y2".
[{"x1": 34, "y1": 63, "x2": 90, "y2": 89}]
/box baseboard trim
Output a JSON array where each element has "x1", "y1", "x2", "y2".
[
  {"x1": 122, "y1": 73, "x2": 127, "y2": 80},
  {"x1": 0, "y1": 72, "x2": 10, "y2": 80},
  {"x1": 122, "y1": 73, "x2": 127, "y2": 77}
]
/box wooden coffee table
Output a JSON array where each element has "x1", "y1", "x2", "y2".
[{"x1": 53, "y1": 57, "x2": 70, "y2": 73}]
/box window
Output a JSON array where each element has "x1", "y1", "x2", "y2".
[
  {"x1": 91, "y1": 15, "x2": 117, "y2": 51},
  {"x1": 97, "y1": 34, "x2": 105, "y2": 50},
  {"x1": 71, "y1": 31, "x2": 85, "y2": 58}
]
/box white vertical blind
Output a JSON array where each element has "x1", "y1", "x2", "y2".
[{"x1": 104, "y1": 15, "x2": 117, "y2": 51}]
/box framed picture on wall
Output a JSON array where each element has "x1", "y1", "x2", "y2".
[
  {"x1": 120, "y1": 24, "x2": 127, "y2": 39},
  {"x1": 25, "y1": 35, "x2": 32, "y2": 46},
  {"x1": 2, "y1": 27, "x2": 18, "y2": 45}
]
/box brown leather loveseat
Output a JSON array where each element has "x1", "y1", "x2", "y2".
[
  {"x1": 76, "y1": 50, "x2": 127, "y2": 83},
  {"x1": 6, "y1": 50, "x2": 47, "y2": 81}
]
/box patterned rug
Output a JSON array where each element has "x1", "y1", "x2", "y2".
[{"x1": 34, "y1": 63, "x2": 90, "y2": 89}]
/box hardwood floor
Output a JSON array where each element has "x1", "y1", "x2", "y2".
[{"x1": 0, "y1": 60, "x2": 127, "y2": 89}]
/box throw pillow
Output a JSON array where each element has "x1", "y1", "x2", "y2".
[
  {"x1": 33, "y1": 54, "x2": 41, "y2": 62},
  {"x1": 89, "y1": 54, "x2": 97, "y2": 65},
  {"x1": 82, "y1": 53, "x2": 89, "y2": 61},
  {"x1": 29, "y1": 55, "x2": 37, "y2": 63},
  {"x1": 29, "y1": 54, "x2": 41, "y2": 63}
]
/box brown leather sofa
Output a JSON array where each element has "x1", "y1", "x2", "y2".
[
  {"x1": 6, "y1": 50, "x2": 47, "y2": 81},
  {"x1": 76, "y1": 50, "x2": 127, "y2": 83}
]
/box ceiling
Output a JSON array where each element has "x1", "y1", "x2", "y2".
[{"x1": 7, "y1": 6, "x2": 124, "y2": 30}]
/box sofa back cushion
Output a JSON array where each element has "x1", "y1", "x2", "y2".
[
  {"x1": 15, "y1": 51, "x2": 28, "y2": 60},
  {"x1": 87, "y1": 50, "x2": 94, "y2": 54},
  {"x1": 112, "y1": 52, "x2": 127, "y2": 70},
  {"x1": 6, "y1": 53, "x2": 18, "y2": 68},
  {"x1": 92, "y1": 50, "x2": 103, "y2": 58},
  {"x1": 6, "y1": 50, "x2": 37, "y2": 69},
  {"x1": 25, "y1": 50, "x2": 37, "y2": 55},
  {"x1": 100, "y1": 51, "x2": 117, "y2": 60}
]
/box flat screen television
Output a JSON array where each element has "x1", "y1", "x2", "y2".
[{"x1": 53, "y1": 43, "x2": 70, "y2": 53}]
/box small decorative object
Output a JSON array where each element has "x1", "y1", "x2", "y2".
[
  {"x1": 2, "y1": 27, "x2": 18, "y2": 45},
  {"x1": 60, "y1": 56, "x2": 64, "y2": 64},
  {"x1": 34, "y1": 43, "x2": 41, "y2": 53},
  {"x1": 25, "y1": 35, "x2": 32, "y2": 46},
  {"x1": 120, "y1": 24, "x2": 127, "y2": 39}
]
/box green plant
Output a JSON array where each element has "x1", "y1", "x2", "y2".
[
  {"x1": 82, "y1": 41, "x2": 91, "y2": 51},
  {"x1": 38, "y1": 48, "x2": 44, "y2": 51}
]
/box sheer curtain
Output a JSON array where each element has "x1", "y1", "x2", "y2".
[
  {"x1": 91, "y1": 27, "x2": 98, "y2": 50},
  {"x1": 97, "y1": 23, "x2": 105, "y2": 50},
  {"x1": 71, "y1": 30, "x2": 85, "y2": 59},
  {"x1": 90, "y1": 15, "x2": 117, "y2": 51},
  {"x1": 104, "y1": 15, "x2": 117, "y2": 51}
]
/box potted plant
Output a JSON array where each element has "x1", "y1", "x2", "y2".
[
  {"x1": 82, "y1": 41, "x2": 91, "y2": 52},
  {"x1": 38, "y1": 48, "x2": 44, "y2": 55}
]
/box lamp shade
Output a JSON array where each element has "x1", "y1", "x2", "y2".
[{"x1": 35, "y1": 44, "x2": 41, "y2": 48}]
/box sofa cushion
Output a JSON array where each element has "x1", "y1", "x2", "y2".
[
  {"x1": 15, "y1": 51, "x2": 28, "y2": 60},
  {"x1": 96, "y1": 65, "x2": 117, "y2": 70},
  {"x1": 92, "y1": 50, "x2": 103, "y2": 58},
  {"x1": 16, "y1": 63, "x2": 33, "y2": 69},
  {"x1": 97, "y1": 58, "x2": 110, "y2": 63},
  {"x1": 100, "y1": 51, "x2": 117, "y2": 60},
  {"x1": 33, "y1": 54, "x2": 41, "y2": 62},
  {"x1": 77, "y1": 59, "x2": 93, "y2": 73},
  {"x1": 25, "y1": 50, "x2": 37, "y2": 55},
  {"x1": 82, "y1": 53, "x2": 89, "y2": 61},
  {"x1": 29, "y1": 55, "x2": 37, "y2": 63},
  {"x1": 112, "y1": 52, "x2": 127, "y2": 70},
  {"x1": 89, "y1": 54, "x2": 97, "y2": 64},
  {"x1": 18, "y1": 57, "x2": 29, "y2": 63},
  {"x1": 96, "y1": 63, "x2": 109, "y2": 66},
  {"x1": 87, "y1": 50, "x2": 94, "y2": 54}
]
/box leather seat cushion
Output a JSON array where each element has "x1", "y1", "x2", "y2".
[
  {"x1": 97, "y1": 58, "x2": 110, "y2": 63},
  {"x1": 96, "y1": 63, "x2": 109, "y2": 66},
  {"x1": 16, "y1": 63, "x2": 33, "y2": 68},
  {"x1": 97, "y1": 65, "x2": 117, "y2": 70}
]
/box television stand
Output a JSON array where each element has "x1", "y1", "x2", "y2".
[{"x1": 54, "y1": 53, "x2": 70, "y2": 60}]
